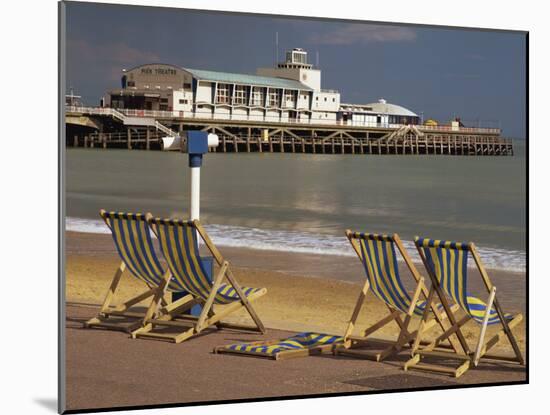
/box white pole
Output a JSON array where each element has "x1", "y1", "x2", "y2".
[{"x1": 190, "y1": 166, "x2": 200, "y2": 221}]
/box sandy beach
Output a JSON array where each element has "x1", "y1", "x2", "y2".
[
  {"x1": 64, "y1": 230, "x2": 526, "y2": 411},
  {"x1": 66, "y1": 231, "x2": 526, "y2": 344}
]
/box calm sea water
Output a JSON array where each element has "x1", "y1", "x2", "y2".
[{"x1": 65, "y1": 141, "x2": 526, "y2": 271}]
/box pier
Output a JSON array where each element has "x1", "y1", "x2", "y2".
[{"x1": 66, "y1": 106, "x2": 514, "y2": 156}]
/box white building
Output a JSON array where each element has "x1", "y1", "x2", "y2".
[{"x1": 104, "y1": 48, "x2": 418, "y2": 126}]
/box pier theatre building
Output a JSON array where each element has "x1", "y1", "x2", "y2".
[{"x1": 103, "y1": 48, "x2": 420, "y2": 127}]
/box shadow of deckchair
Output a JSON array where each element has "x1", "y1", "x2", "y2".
[
  {"x1": 131, "y1": 215, "x2": 267, "y2": 343},
  {"x1": 404, "y1": 237, "x2": 525, "y2": 377},
  {"x1": 334, "y1": 231, "x2": 463, "y2": 362},
  {"x1": 83, "y1": 210, "x2": 191, "y2": 333}
]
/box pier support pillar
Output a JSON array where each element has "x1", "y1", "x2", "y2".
[{"x1": 127, "y1": 128, "x2": 132, "y2": 150}]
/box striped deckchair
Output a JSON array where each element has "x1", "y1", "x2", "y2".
[
  {"x1": 405, "y1": 237, "x2": 524, "y2": 377},
  {"x1": 214, "y1": 332, "x2": 343, "y2": 360},
  {"x1": 131, "y1": 215, "x2": 267, "y2": 343},
  {"x1": 335, "y1": 231, "x2": 461, "y2": 362},
  {"x1": 84, "y1": 210, "x2": 187, "y2": 333}
]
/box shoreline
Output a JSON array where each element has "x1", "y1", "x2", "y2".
[{"x1": 65, "y1": 216, "x2": 526, "y2": 274}]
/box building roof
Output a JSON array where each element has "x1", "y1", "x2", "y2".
[
  {"x1": 183, "y1": 67, "x2": 313, "y2": 91},
  {"x1": 362, "y1": 99, "x2": 418, "y2": 117}
]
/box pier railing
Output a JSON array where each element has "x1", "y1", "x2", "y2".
[{"x1": 66, "y1": 105, "x2": 501, "y2": 134}]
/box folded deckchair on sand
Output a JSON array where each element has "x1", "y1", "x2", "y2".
[
  {"x1": 131, "y1": 215, "x2": 267, "y2": 343},
  {"x1": 405, "y1": 237, "x2": 524, "y2": 377},
  {"x1": 214, "y1": 332, "x2": 343, "y2": 360},
  {"x1": 84, "y1": 210, "x2": 181, "y2": 332},
  {"x1": 335, "y1": 231, "x2": 462, "y2": 362}
]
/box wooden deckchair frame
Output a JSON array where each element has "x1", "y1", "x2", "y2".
[
  {"x1": 335, "y1": 231, "x2": 461, "y2": 362},
  {"x1": 84, "y1": 210, "x2": 172, "y2": 333},
  {"x1": 131, "y1": 216, "x2": 267, "y2": 344},
  {"x1": 404, "y1": 240, "x2": 525, "y2": 377}
]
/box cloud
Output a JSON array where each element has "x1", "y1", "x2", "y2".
[
  {"x1": 308, "y1": 24, "x2": 417, "y2": 45},
  {"x1": 67, "y1": 39, "x2": 161, "y2": 81}
]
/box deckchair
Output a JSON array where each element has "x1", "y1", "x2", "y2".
[
  {"x1": 405, "y1": 237, "x2": 524, "y2": 377},
  {"x1": 131, "y1": 215, "x2": 267, "y2": 343},
  {"x1": 84, "y1": 210, "x2": 186, "y2": 332},
  {"x1": 335, "y1": 231, "x2": 462, "y2": 362},
  {"x1": 215, "y1": 332, "x2": 343, "y2": 360}
]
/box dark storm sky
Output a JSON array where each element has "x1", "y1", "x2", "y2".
[{"x1": 65, "y1": 2, "x2": 527, "y2": 138}]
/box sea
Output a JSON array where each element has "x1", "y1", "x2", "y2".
[{"x1": 65, "y1": 140, "x2": 526, "y2": 272}]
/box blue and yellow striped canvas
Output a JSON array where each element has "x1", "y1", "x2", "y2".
[
  {"x1": 352, "y1": 233, "x2": 426, "y2": 316},
  {"x1": 150, "y1": 217, "x2": 262, "y2": 304},
  {"x1": 101, "y1": 211, "x2": 183, "y2": 292},
  {"x1": 225, "y1": 332, "x2": 343, "y2": 356},
  {"x1": 415, "y1": 237, "x2": 512, "y2": 325}
]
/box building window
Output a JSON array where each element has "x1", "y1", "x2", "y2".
[
  {"x1": 217, "y1": 83, "x2": 230, "y2": 104},
  {"x1": 234, "y1": 85, "x2": 246, "y2": 105},
  {"x1": 284, "y1": 90, "x2": 295, "y2": 108},
  {"x1": 160, "y1": 98, "x2": 168, "y2": 103},
  {"x1": 251, "y1": 87, "x2": 264, "y2": 106},
  {"x1": 183, "y1": 82, "x2": 191, "y2": 89},
  {"x1": 324, "y1": 97, "x2": 327, "y2": 102},
  {"x1": 316, "y1": 97, "x2": 319, "y2": 101},
  {"x1": 127, "y1": 81, "x2": 135, "y2": 87},
  {"x1": 179, "y1": 99, "x2": 188, "y2": 104},
  {"x1": 332, "y1": 98, "x2": 336, "y2": 102},
  {"x1": 268, "y1": 89, "x2": 280, "y2": 107}
]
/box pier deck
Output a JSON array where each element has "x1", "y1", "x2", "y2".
[{"x1": 66, "y1": 106, "x2": 514, "y2": 156}]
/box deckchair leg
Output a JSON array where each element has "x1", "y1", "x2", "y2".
[
  {"x1": 225, "y1": 267, "x2": 266, "y2": 333},
  {"x1": 477, "y1": 313, "x2": 524, "y2": 365},
  {"x1": 474, "y1": 286, "x2": 496, "y2": 366},
  {"x1": 84, "y1": 262, "x2": 143, "y2": 331},
  {"x1": 492, "y1": 300, "x2": 525, "y2": 365},
  {"x1": 411, "y1": 285, "x2": 435, "y2": 355},
  {"x1": 98, "y1": 262, "x2": 125, "y2": 315},
  {"x1": 343, "y1": 279, "x2": 370, "y2": 347},
  {"x1": 470, "y1": 244, "x2": 525, "y2": 365},
  {"x1": 196, "y1": 262, "x2": 228, "y2": 332},
  {"x1": 200, "y1": 290, "x2": 267, "y2": 331},
  {"x1": 131, "y1": 294, "x2": 198, "y2": 338},
  {"x1": 141, "y1": 270, "x2": 173, "y2": 325},
  {"x1": 338, "y1": 280, "x2": 424, "y2": 361}
]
